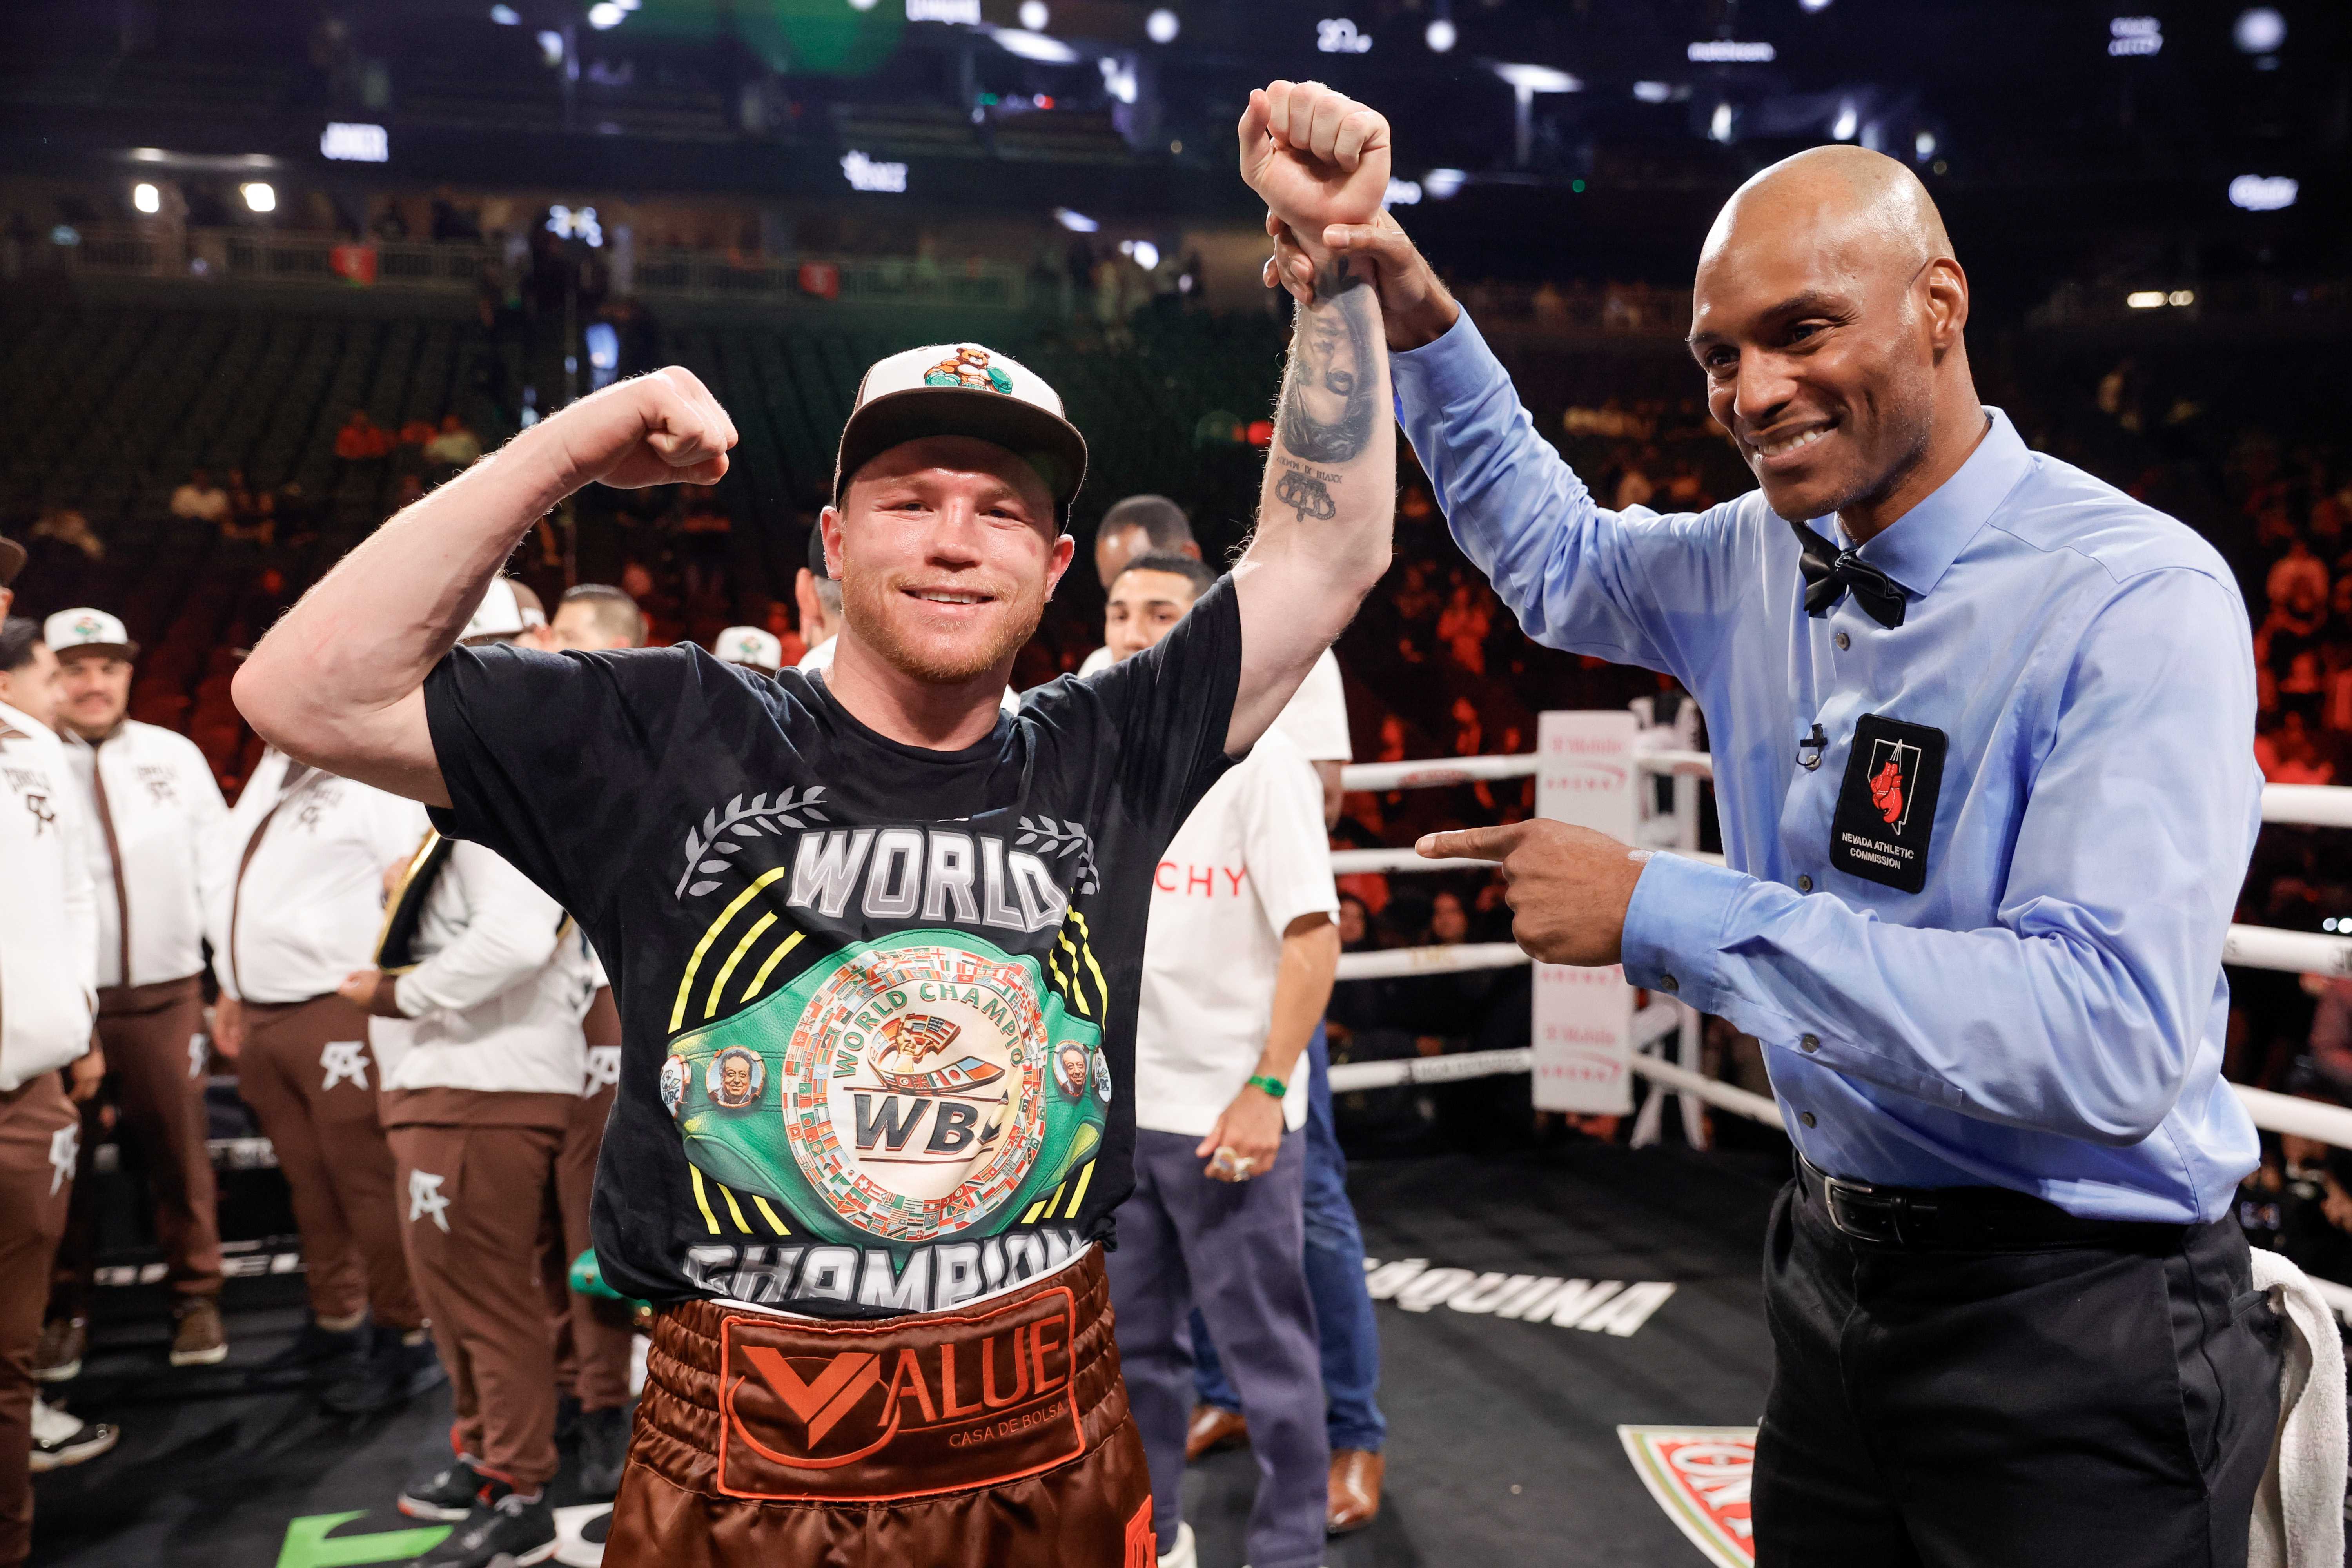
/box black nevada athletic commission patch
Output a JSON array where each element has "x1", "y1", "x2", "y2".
[{"x1": 1830, "y1": 713, "x2": 1947, "y2": 895}]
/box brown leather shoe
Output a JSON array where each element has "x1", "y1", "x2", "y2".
[
  {"x1": 1327, "y1": 1448, "x2": 1385, "y2": 1535},
  {"x1": 1184, "y1": 1404, "x2": 1249, "y2": 1462},
  {"x1": 170, "y1": 1298, "x2": 228, "y2": 1367}
]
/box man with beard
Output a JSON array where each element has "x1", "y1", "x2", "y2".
[
  {"x1": 38, "y1": 608, "x2": 231, "y2": 1380},
  {"x1": 1265, "y1": 83, "x2": 2279, "y2": 1568},
  {"x1": 229, "y1": 86, "x2": 1396, "y2": 1568}
]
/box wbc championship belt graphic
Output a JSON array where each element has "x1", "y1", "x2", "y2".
[{"x1": 666, "y1": 930, "x2": 1109, "y2": 1248}]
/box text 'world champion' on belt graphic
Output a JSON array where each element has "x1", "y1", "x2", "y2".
[{"x1": 661, "y1": 890, "x2": 1112, "y2": 1258}]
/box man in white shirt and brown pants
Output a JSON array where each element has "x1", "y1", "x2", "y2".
[
  {"x1": 347, "y1": 821, "x2": 595, "y2": 1561},
  {"x1": 0, "y1": 592, "x2": 114, "y2": 1567},
  {"x1": 36, "y1": 608, "x2": 232, "y2": 1379},
  {"x1": 205, "y1": 737, "x2": 437, "y2": 1414},
  {"x1": 1101, "y1": 553, "x2": 1343, "y2": 1568}
]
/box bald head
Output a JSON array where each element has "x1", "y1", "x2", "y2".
[
  {"x1": 1687, "y1": 145, "x2": 1980, "y2": 537},
  {"x1": 1703, "y1": 145, "x2": 1951, "y2": 282}
]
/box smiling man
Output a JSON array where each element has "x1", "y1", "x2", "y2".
[
  {"x1": 1265, "y1": 107, "x2": 2276, "y2": 1566},
  {"x1": 229, "y1": 86, "x2": 1393, "y2": 1568}
]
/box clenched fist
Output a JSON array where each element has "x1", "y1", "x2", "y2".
[
  {"x1": 1238, "y1": 80, "x2": 1392, "y2": 255},
  {"x1": 541, "y1": 366, "x2": 738, "y2": 492},
  {"x1": 1416, "y1": 819, "x2": 1653, "y2": 968}
]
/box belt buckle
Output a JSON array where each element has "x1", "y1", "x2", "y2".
[{"x1": 1822, "y1": 1174, "x2": 1913, "y2": 1247}]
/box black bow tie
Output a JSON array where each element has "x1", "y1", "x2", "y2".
[{"x1": 1788, "y1": 517, "x2": 1907, "y2": 628}]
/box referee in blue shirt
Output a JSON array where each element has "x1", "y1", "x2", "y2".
[{"x1": 1261, "y1": 88, "x2": 2281, "y2": 1566}]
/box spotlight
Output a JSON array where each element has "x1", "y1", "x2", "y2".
[
  {"x1": 1019, "y1": 0, "x2": 1047, "y2": 27},
  {"x1": 132, "y1": 182, "x2": 160, "y2": 215},
  {"x1": 1799, "y1": 0, "x2": 1832, "y2": 10},
  {"x1": 587, "y1": 2, "x2": 623, "y2": 28},
  {"x1": 1422, "y1": 168, "x2": 1467, "y2": 199},
  {"x1": 2233, "y1": 7, "x2": 2285, "y2": 53},
  {"x1": 1913, "y1": 129, "x2": 1936, "y2": 161},
  {"x1": 1145, "y1": 8, "x2": 1179, "y2": 43},
  {"x1": 2125, "y1": 290, "x2": 2165, "y2": 309},
  {"x1": 1425, "y1": 17, "x2": 1456, "y2": 52},
  {"x1": 2229, "y1": 174, "x2": 2299, "y2": 211},
  {"x1": 1709, "y1": 101, "x2": 1733, "y2": 143},
  {"x1": 537, "y1": 29, "x2": 565, "y2": 64},
  {"x1": 1053, "y1": 207, "x2": 1098, "y2": 233},
  {"x1": 489, "y1": 3, "x2": 520, "y2": 21},
  {"x1": 1131, "y1": 240, "x2": 1160, "y2": 270},
  {"x1": 1830, "y1": 101, "x2": 1857, "y2": 141},
  {"x1": 241, "y1": 181, "x2": 276, "y2": 213},
  {"x1": 1633, "y1": 81, "x2": 1672, "y2": 103}
]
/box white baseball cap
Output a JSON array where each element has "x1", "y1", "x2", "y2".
[
  {"x1": 833, "y1": 343, "x2": 1087, "y2": 521},
  {"x1": 44, "y1": 607, "x2": 138, "y2": 662},
  {"x1": 712, "y1": 626, "x2": 784, "y2": 674},
  {"x1": 459, "y1": 577, "x2": 546, "y2": 644}
]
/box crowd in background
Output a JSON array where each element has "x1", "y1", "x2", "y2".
[{"x1": 11, "y1": 289, "x2": 2352, "y2": 1282}]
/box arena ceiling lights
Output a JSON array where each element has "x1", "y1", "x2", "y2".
[
  {"x1": 983, "y1": 25, "x2": 1080, "y2": 64},
  {"x1": 1687, "y1": 40, "x2": 1775, "y2": 63},
  {"x1": 2228, "y1": 174, "x2": 2298, "y2": 212}
]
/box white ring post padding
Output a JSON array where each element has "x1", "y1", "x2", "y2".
[{"x1": 1338, "y1": 755, "x2": 1543, "y2": 791}]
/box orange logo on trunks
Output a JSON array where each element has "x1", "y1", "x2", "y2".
[{"x1": 716, "y1": 1286, "x2": 1085, "y2": 1501}]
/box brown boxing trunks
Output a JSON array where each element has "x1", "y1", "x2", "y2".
[{"x1": 609, "y1": 1245, "x2": 1154, "y2": 1568}]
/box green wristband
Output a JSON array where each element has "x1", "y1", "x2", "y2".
[{"x1": 1245, "y1": 1074, "x2": 1289, "y2": 1101}]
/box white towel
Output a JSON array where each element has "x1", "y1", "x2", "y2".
[{"x1": 2248, "y1": 1246, "x2": 2346, "y2": 1568}]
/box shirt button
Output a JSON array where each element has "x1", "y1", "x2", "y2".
[
  {"x1": 1800, "y1": 1033, "x2": 1820, "y2": 1053},
  {"x1": 1834, "y1": 632, "x2": 1851, "y2": 651},
  {"x1": 1658, "y1": 974, "x2": 1679, "y2": 994},
  {"x1": 1799, "y1": 1111, "x2": 1817, "y2": 1128},
  {"x1": 1797, "y1": 874, "x2": 1813, "y2": 893}
]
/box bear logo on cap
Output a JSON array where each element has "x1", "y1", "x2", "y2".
[{"x1": 922, "y1": 347, "x2": 1013, "y2": 395}]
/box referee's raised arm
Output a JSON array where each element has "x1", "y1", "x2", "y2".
[{"x1": 230, "y1": 370, "x2": 737, "y2": 807}]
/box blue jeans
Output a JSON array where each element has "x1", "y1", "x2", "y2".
[{"x1": 1192, "y1": 1024, "x2": 1387, "y2": 1453}]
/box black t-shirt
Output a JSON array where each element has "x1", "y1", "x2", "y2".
[{"x1": 422, "y1": 579, "x2": 1241, "y2": 1318}]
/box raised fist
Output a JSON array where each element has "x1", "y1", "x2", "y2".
[
  {"x1": 1237, "y1": 80, "x2": 1392, "y2": 252},
  {"x1": 545, "y1": 365, "x2": 737, "y2": 491}
]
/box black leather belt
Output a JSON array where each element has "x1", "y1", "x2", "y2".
[{"x1": 1796, "y1": 1157, "x2": 2187, "y2": 1254}]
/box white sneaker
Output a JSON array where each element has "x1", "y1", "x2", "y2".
[
  {"x1": 1156, "y1": 1521, "x2": 1196, "y2": 1568},
  {"x1": 29, "y1": 1397, "x2": 118, "y2": 1473},
  {"x1": 552, "y1": 1502, "x2": 613, "y2": 1567}
]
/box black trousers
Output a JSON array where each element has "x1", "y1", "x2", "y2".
[{"x1": 1754, "y1": 1178, "x2": 2283, "y2": 1568}]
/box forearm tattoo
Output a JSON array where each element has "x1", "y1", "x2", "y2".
[{"x1": 1274, "y1": 260, "x2": 1378, "y2": 467}]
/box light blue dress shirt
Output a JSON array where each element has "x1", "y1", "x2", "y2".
[{"x1": 1393, "y1": 311, "x2": 2261, "y2": 1223}]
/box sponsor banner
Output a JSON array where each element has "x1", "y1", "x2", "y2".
[
  {"x1": 1618, "y1": 1425, "x2": 1756, "y2": 1567},
  {"x1": 1534, "y1": 711, "x2": 1639, "y2": 1114},
  {"x1": 1360, "y1": 1256, "x2": 1676, "y2": 1338}
]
